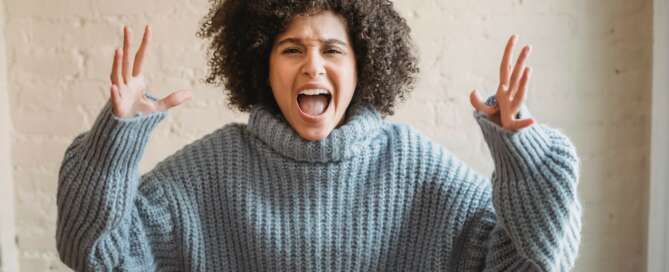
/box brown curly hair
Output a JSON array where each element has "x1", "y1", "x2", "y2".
[{"x1": 198, "y1": 0, "x2": 419, "y2": 116}]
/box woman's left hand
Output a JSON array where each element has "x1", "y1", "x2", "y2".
[{"x1": 469, "y1": 34, "x2": 536, "y2": 132}]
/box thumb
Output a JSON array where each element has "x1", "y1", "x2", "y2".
[
  {"x1": 156, "y1": 90, "x2": 192, "y2": 112},
  {"x1": 469, "y1": 89, "x2": 497, "y2": 115},
  {"x1": 509, "y1": 118, "x2": 536, "y2": 131}
]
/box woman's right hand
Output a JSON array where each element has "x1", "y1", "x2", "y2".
[{"x1": 109, "y1": 25, "x2": 192, "y2": 118}]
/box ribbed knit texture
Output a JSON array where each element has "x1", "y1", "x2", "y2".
[{"x1": 57, "y1": 98, "x2": 581, "y2": 271}]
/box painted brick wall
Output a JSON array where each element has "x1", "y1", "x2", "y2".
[
  {"x1": 1, "y1": 0, "x2": 20, "y2": 270},
  {"x1": 3, "y1": 0, "x2": 651, "y2": 271}
]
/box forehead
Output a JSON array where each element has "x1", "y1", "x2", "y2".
[{"x1": 275, "y1": 10, "x2": 351, "y2": 43}]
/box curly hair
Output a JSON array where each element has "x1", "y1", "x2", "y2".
[{"x1": 198, "y1": 0, "x2": 419, "y2": 116}]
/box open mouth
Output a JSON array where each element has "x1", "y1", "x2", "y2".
[{"x1": 297, "y1": 88, "x2": 332, "y2": 116}]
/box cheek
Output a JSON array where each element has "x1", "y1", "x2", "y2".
[
  {"x1": 269, "y1": 60, "x2": 295, "y2": 98},
  {"x1": 336, "y1": 63, "x2": 357, "y2": 98}
]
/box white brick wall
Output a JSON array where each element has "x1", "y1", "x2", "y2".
[
  {"x1": 3, "y1": 0, "x2": 652, "y2": 271},
  {"x1": 1, "y1": 0, "x2": 19, "y2": 270}
]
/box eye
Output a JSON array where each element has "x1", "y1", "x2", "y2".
[
  {"x1": 282, "y1": 47, "x2": 302, "y2": 54},
  {"x1": 324, "y1": 48, "x2": 343, "y2": 55}
]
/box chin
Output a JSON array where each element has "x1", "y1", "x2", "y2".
[{"x1": 297, "y1": 126, "x2": 334, "y2": 141}]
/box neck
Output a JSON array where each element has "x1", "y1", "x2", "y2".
[{"x1": 247, "y1": 103, "x2": 385, "y2": 163}]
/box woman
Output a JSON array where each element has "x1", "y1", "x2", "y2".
[{"x1": 56, "y1": 0, "x2": 581, "y2": 271}]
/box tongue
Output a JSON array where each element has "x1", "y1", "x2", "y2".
[{"x1": 298, "y1": 95, "x2": 328, "y2": 116}]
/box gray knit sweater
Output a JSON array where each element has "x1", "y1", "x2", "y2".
[{"x1": 57, "y1": 98, "x2": 581, "y2": 271}]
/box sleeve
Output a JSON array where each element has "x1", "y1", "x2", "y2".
[
  {"x1": 56, "y1": 99, "x2": 180, "y2": 271},
  {"x1": 470, "y1": 98, "x2": 582, "y2": 271}
]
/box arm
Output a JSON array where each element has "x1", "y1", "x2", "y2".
[
  {"x1": 466, "y1": 35, "x2": 581, "y2": 271},
  {"x1": 475, "y1": 110, "x2": 581, "y2": 271},
  {"x1": 57, "y1": 25, "x2": 191, "y2": 270},
  {"x1": 56, "y1": 101, "x2": 177, "y2": 270}
]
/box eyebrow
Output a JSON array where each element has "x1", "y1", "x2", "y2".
[{"x1": 275, "y1": 37, "x2": 348, "y2": 47}]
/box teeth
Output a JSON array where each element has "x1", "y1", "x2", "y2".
[{"x1": 299, "y1": 88, "x2": 330, "y2": 96}]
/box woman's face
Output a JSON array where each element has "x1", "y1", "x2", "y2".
[{"x1": 269, "y1": 10, "x2": 357, "y2": 141}]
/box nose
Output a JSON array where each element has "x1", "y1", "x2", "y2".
[{"x1": 301, "y1": 49, "x2": 326, "y2": 79}]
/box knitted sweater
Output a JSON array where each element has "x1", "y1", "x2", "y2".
[{"x1": 57, "y1": 98, "x2": 581, "y2": 271}]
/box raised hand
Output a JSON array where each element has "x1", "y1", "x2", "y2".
[
  {"x1": 109, "y1": 25, "x2": 192, "y2": 118},
  {"x1": 469, "y1": 34, "x2": 536, "y2": 131}
]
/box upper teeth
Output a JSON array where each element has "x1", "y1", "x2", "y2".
[{"x1": 299, "y1": 89, "x2": 330, "y2": 96}]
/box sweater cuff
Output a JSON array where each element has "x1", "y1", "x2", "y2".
[
  {"x1": 473, "y1": 109, "x2": 552, "y2": 174},
  {"x1": 80, "y1": 97, "x2": 166, "y2": 173}
]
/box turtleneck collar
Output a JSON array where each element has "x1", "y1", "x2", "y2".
[{"x1": 246, "y1": 103, "x2": 386, "y2": 163}]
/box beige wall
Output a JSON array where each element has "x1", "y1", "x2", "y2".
[
  {"x1": 0, "y1": 0, "x2": 19, "y2": 270},
  {"x1": 3, "y1": 0, "x2": 652, "y2": 271}
]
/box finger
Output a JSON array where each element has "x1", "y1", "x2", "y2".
[
  {"x1": 497, "y1": 81, "x2": 508, "y2": 97},
  {"x1": 155, "y1": 90, "x2": 193, "y2": 112},
  {"x1": 111, "y1": 48, "x2": 122, "y2": 86},
  {"x1": 512, "y1": 66, "x2": 531, "y2": 111},
  {"x1": 510, "y1": 118, "x2": 536, "y2": 131},
  {"x1": 110, "y1": 85, "x2": 122, "y2": 116},
  {"x1": 122, "y1": 26, "x2": 131, "y2": 84},
  {"x1": 469, "y1": 89, "x2": 498, "y2": 115},
  {"x1": 499, "y1": 34, "x2": 518, "y2": 87},
  {"x1": 133, "y1": 25, "x2": 151, "y2": 77},
  {"x1": 509, "y1": 45, "x2": 531, "y2": 97}
]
